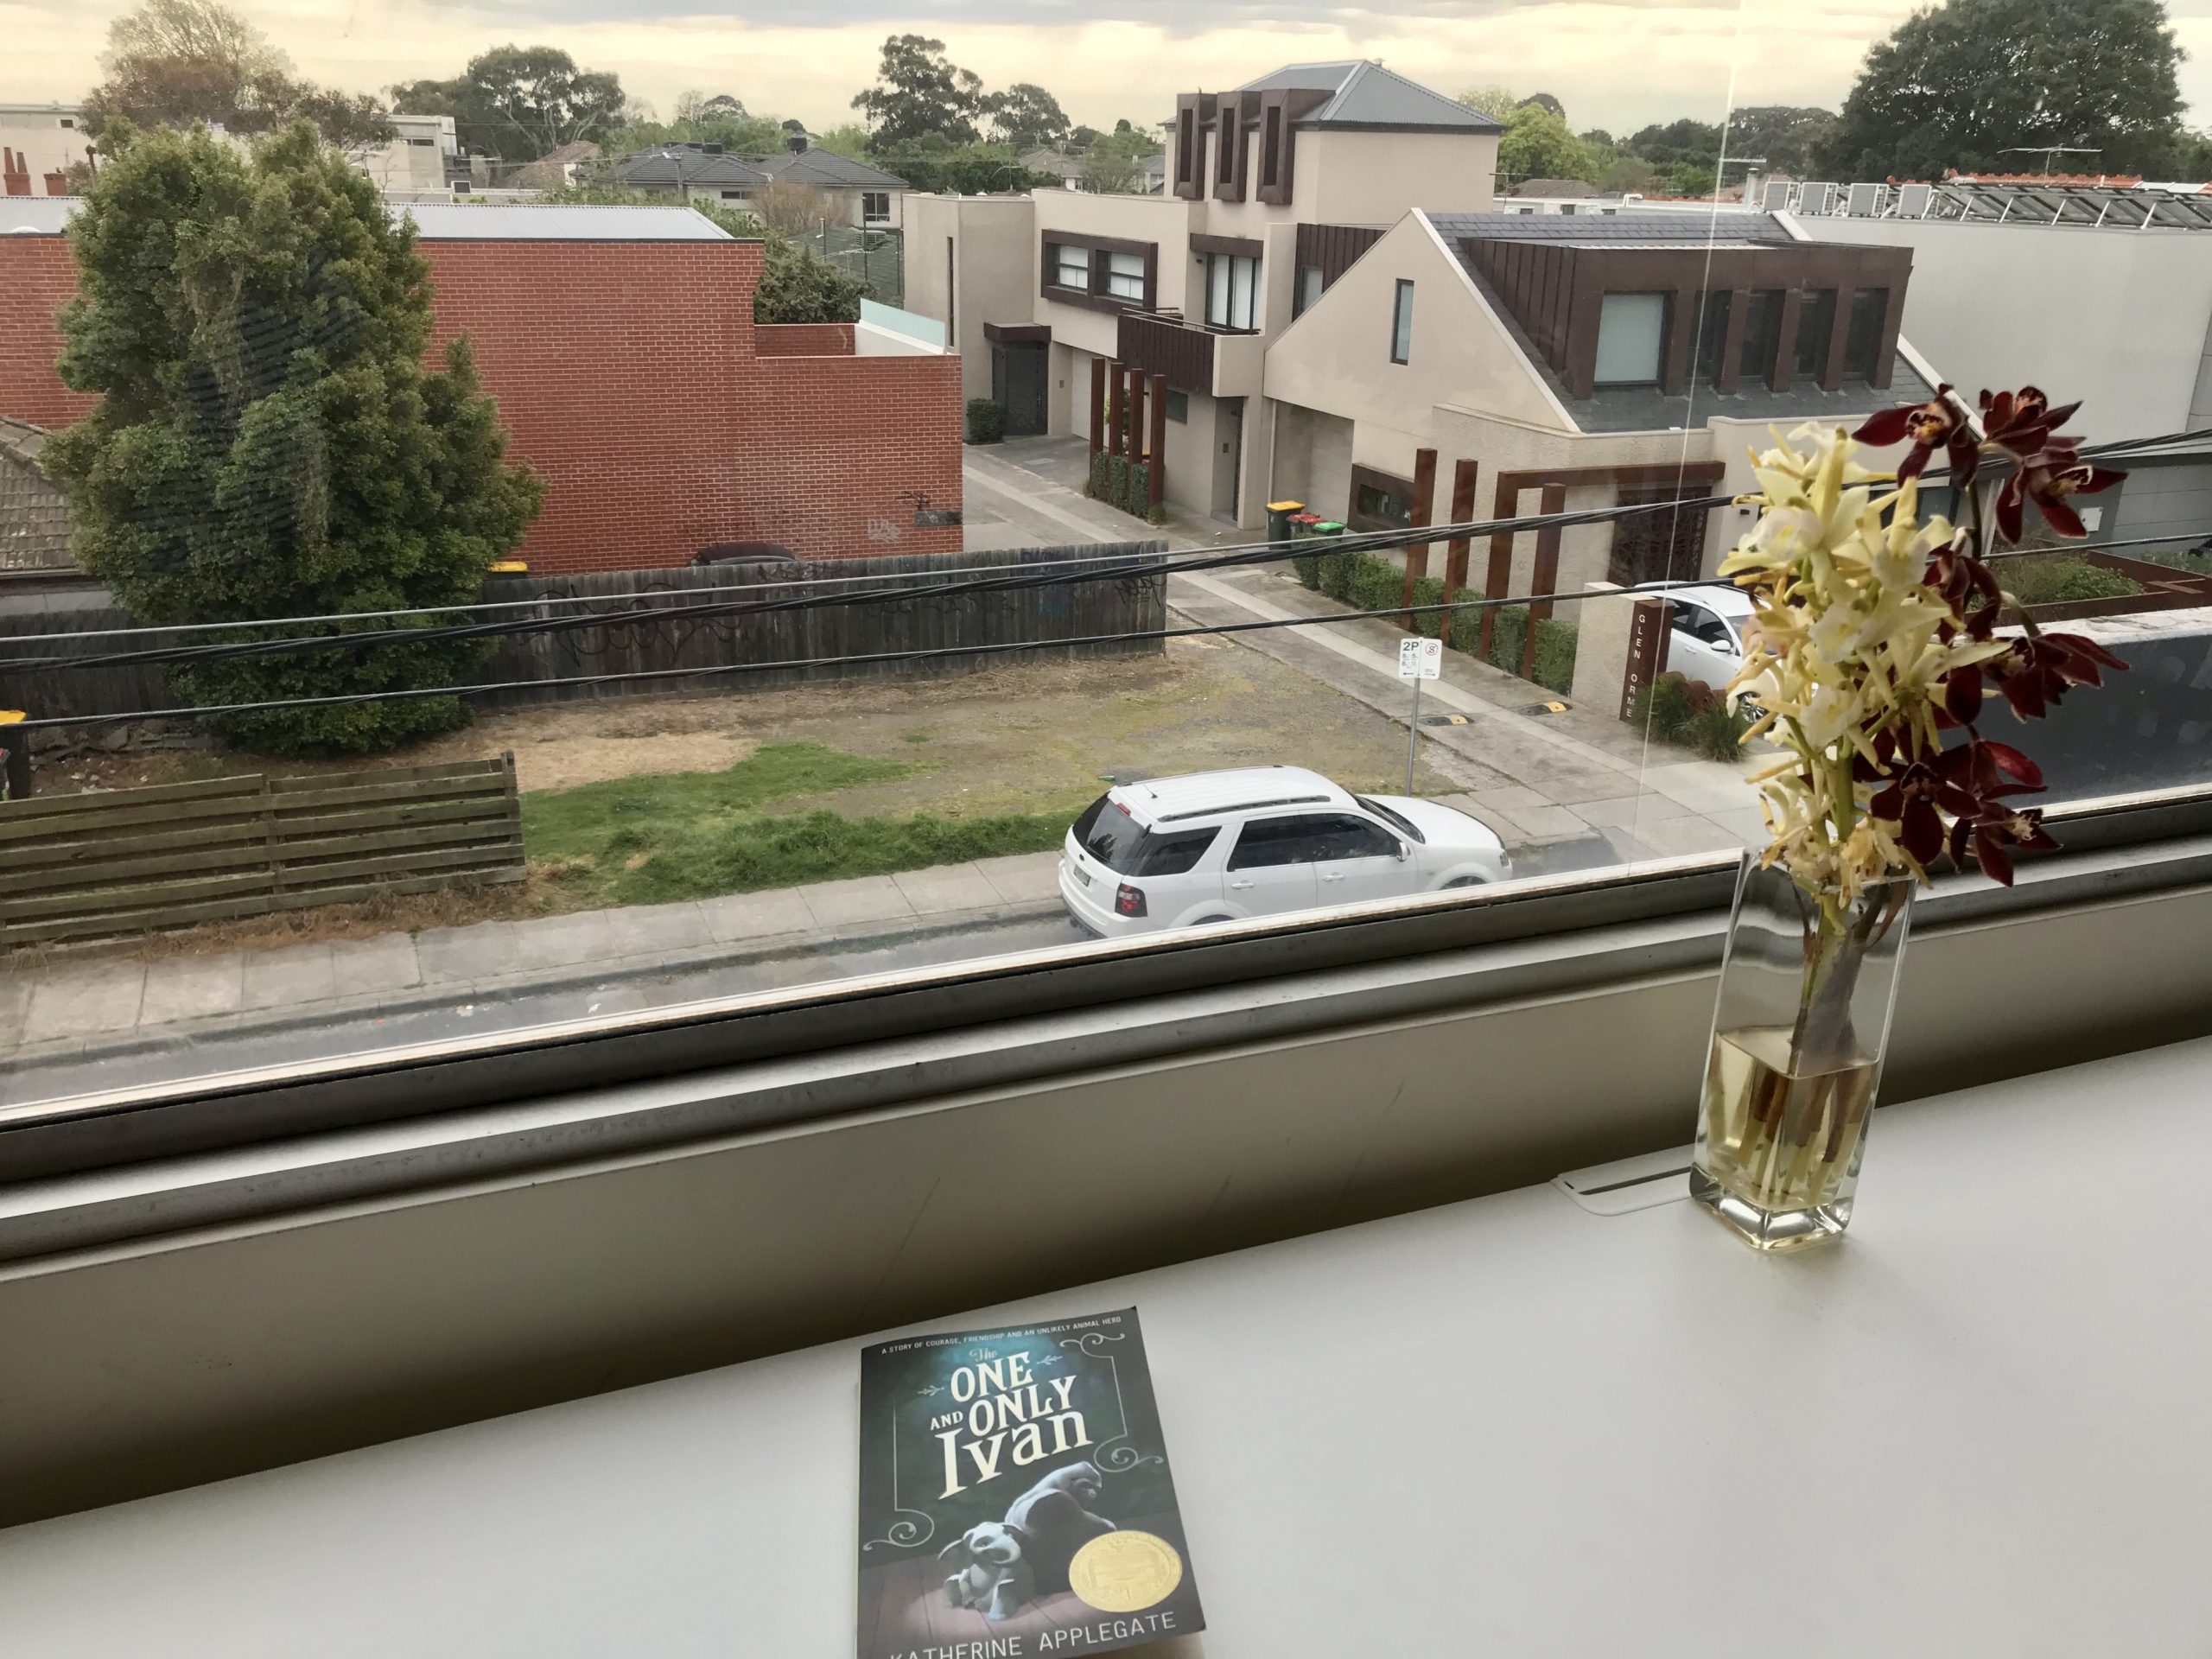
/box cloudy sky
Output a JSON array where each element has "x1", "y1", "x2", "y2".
[{"x1": 9, "y1": 0, "x2": 2212, "y2": 137}]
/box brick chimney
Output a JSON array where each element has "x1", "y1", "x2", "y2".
[{"x1": 3, "y1": 149, "x2": 31, "y2": 198}]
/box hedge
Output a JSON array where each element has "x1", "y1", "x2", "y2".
[
  {"x1": 1287, "y1": 543, "x2": 1578, "y2": 695},
  {"x1": 964, "y1": 397, "x2": 1007, "y2": 444},
  {"x1": 1084, "y1": 450, "x2": 1168, "y2": 524}
]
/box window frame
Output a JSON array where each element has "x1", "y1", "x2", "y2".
[
  {"x1": 1389, "y1": 279, "x2": 1414, "y2": 365},
  {"x1": 861, "y1": 191, "x2": 891, "y2": 225},
  {"x1": 1593, "y1": 291, "x2": 1669, "y2": 388},
  {"x1": 1040, "y1": 232, "x2": 1156, "y2": 313},
  {"x1": 1204, "y1": 252, "x2": 1258, "y2": 331}
]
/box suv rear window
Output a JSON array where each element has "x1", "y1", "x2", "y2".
[{"x1": 1071, "y1": 797, "x2": 1219, "y2": 876}]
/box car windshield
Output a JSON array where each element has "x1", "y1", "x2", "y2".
[{"x1": 1355, "y1": 796, "x2": 1424, "y2": 843}]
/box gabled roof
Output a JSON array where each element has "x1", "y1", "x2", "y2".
[
  {"x1": 758, "y1": 148, "x2": 908, "y2": 189},
  {"x1": 507, "y1": 140, "x2": 599, "y2": 192},
  {"x1": 612, "y1": 147, "x2": 772, "y2": 188},
  {"x1": 0, "y1": 416, "x2": 73, "y2": 573},
  {"x1": 1238, "y1": 61, "x2": 1503, "y2": 134}
]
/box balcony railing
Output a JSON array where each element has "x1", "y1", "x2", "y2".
[{"x1": 1116, "y1": 310, "x2": 1262, "y2": 398}]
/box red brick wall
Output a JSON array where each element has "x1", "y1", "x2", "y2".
[
  {"x1": 0, "y1": 238, "x2": 95, "y2": 430},
  {"x1": 0, "y1": 234, "x2": 963, "y2": 573},
  {"x1": 755, "y1": 321, "x2": 855, "y2": 356}
]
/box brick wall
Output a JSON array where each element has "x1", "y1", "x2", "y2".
[
  {"x1": 0, "y1": 238, "x2": 95, "y2": 430},
  {"x1": 755, "y1": 321, "x2": 855, "y2": 356},
  {"x1": 0, "y1": 233, "x2": 963, "y2": 574}
]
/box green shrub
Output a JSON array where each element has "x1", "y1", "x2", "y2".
[
  {"x1": 1681, "y1": 703, "x2": 1754, "y2": 762},
  {"x1": 1351, "y1": 555, "x2": 1405, "y2": 616},
  {"x1": 1084, "y1": 451, "x2": 1110, "y2": 499},
  {"x1": 2001, "y1": 552, "x2": 2142, "y2": 607},
  {"x1": 1124, "y1": 460, "x2": 1152, "y2": 516},
  {"x1": 1318, "y1": 549, "x2": 1358, "y2": 601},
  {"x1": 1475, "y1": 605, "x2": 1577, "y2": 694},
  {"x1": 964, "y1": 397, "x2": 1007, "y2": 444},
  {"x1": 1630, "y1": 671, "x2": 1751, "y2": 759},
  {"x1": 1291, "y1": 554, "x2": 1324, "y2": 589}
]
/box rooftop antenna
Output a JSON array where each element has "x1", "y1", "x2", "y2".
[{"x1": 2000, "y1": 144, "x2": 2102, "y2": 175}]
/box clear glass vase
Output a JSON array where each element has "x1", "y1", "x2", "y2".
[{"x1": 1690, "y1": 856, "x2": 1916, "y2": 1251}]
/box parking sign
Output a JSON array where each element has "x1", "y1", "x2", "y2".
[{"x1": 1398, "y1": 637, "x2": 1443, "y2": 681}]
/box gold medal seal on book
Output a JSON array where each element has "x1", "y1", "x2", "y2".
[{"x1": 1068, "y1": 1529, "x2": 1183, "y2": 1613}]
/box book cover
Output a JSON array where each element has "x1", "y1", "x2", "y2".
[{"x1": 857, "y1": 1306, "x2": 1205, "y2": 1658}]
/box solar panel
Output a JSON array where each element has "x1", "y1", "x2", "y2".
[
  {"x1": 1895, "y1": 182, "x2": 1933, "y2": 218},
  {"x1": 1847, "y1": 182, "x2": 1882, "y2": 216}
]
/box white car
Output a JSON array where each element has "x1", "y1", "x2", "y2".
[
  {"x1": 1636, "y1": 582, "x2": 1756, "y2": 693},
  {"x1": 1058, "y1": 766, "x2": 1512, "y2": 938}
]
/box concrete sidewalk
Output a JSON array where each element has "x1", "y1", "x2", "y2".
[{"x1": 1, "y1": 853, "x2": 1065, "y2": 1059}]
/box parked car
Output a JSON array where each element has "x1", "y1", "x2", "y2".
[
  {"x1": 1058, "y1": 766, "x2": 1511, "y2": 938},
  {"x1": 1635, "y1": 582, "x2": 1756, "y2": 693}
]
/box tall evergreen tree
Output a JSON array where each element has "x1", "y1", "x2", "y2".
[
  {"x1": 44, "y1": 122, "x2": 542, "y2": 756},
  {"x1": 1819, "y1": 0, "x2": 2186, "y2": 180}
]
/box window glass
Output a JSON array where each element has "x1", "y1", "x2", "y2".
[
  {"x1": 1165, "y1": 390, "x2": 1189, "y2": 423},
  {"x1": 1390, "y1": 279, "x2": 1414, "y2": 364},
  {"x1": 1205, "y1": 254, "x2": 1256, "y2": 329},
  {"x1": 1308, "y1": 815, "x2": 1400, "y2": 860},
  {"x1": 862, "y1": 192, "x2": 890, "y2": 223},
  {"x1": 1355, "y1": 797, "x2": 1425, "y2": 843},
  {"x1": 1135, "y1": 828, "x2": 1218, "y2": 875},
  {"x1": 1595, "y1": 292, "x2": 1667, "y2": 385},
  {"x1": 1105, "y1": 251, "x2": 1145, "y2": 302},
  {"x1": 1694, "y1": 290, "x2": 1732, "y2": 385},
  {"x1": 1227, "y1": 816, "x2": 1332, "y2": 870},
  {"x1": 1738, "y1": 289, "x2": 1784, "y2": 381},
  {"x1": 1795, "y1": 288, "x2": 1838, "y2": 380},
  {"x1": 1294, "y1": 264, "x2": 1324, "y2": 317},
  {"x1": 1052, "y1": 244, "x2": 1090, "y2": 289},
  {"x1": 1844, "y1": 288, "x2": 1887, "y2": 381},
  {"x1": 1669, "y1": 603, "x2": 1732, "y2": 647}
]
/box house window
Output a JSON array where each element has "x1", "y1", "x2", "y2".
[
  {"x1": 1844, "y1": 288, "x2": 1888, "y2": 381},
  {"x1": 1176, "y1": 110, "x2": 1197, "y2": 187},
  {"x1": 1205, "y1": 253, "x2": 1258, "y2": 330},
  {"x1": 1166, "y1": 390, "x2": 1190, "y2": 423},
  {"x1": 862, "y1": 192, "x2": 891, "y2": 224},
  {"x1": 1051, "y1": 243, "x2": 1091, "y2": 290},
  {"x1": 721, "y1": 189, "x2": 752, "y2": 201},
  {"x1": 1294, "y1": 264, "x2": 1324, "y2": 318},
  {"x1": 1348, "y1": 466, "x2": 1415, "y2": 532},
  {"x1": 1594, "y1": 292, "x2": 1667, "y2": 386},
  {"x1": 1389, "y1": 280, "x2": 1414, "y2": 365},
  {"x1": 1739, "y1": 289, "x2": 1785, "y2": 381},
  {"x1": 59, "y1": 118, "x2": 74, "y2": 129},
  {"x1": 1795, "y1": 287, "x2": 1839, "y2": 380},
  {"x1": 1694, "y1": 290, "x2": 1732, "y2": 385},
  {"x1": 1261, "y1": 107, "x2": 1282, "y2": 189},
  {"x1": 408, "y1": 137, "x2": 435, "y2": 147},
  {"x1": 1105, "y1": 250, "x2": 1147, "y2": 302}
]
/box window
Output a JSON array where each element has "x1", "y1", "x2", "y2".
[
  {"x1": 1390, "y1": 279, "x2": 1414, "y2": 364},
  {"x1": 1175, "y1": 109, "x2": 1196, "y2": 187},
  {"x1": 1844, "y1": 288, "x2": 1888, "y2": 381},
  {"x1": 1227, "y1": 816, "x2": 1329, "y2": 870},
  {"x1": 1294, "y1": 264, "x2": 1324, "y2": 318},
  {"x1": 1795, "y1": 287, "x2": 1839, "y2": 381},
  {"x1": 721, "y1": 189, "x2": 751, "y2": 201},
  {"x1": 1205, "y1": 254, "x2": 1257, "y2": 331},
  {"x1": 59, "y1": 118, "x2": 74, "y2": 129},
  {"x1": 408, "y1": 137, "x2": 435, "y2": 147},
  {"x1": 1694, "y1": 290, "x2": 1732, "y2": 385},
  {"x1": 1348, "y1": 466, "x2": 1414, "y2": 532},
  {"x1": 1739, "y1": 289, "x2": 1785, "y2": 381},
  {"x1": 1594, "y1": 293, "x2": 1667, "y2": 386},
  {"x1": 1135, "y1": 828, "x2": 1219, "y2": 876},
  {"x1": 1165, "y1": 390, "x2": 1189, "y2": 423},
  {"x1": 862, "y1": 192, "x2": 890, "y2": 224},
  {"x1": 1306, "y1": 815, "x2": 1402, "y2": 861},
  {"x1": 1261, "y1": 107, "x2": 1282, "y2": 188},
  {"x1": 1669, "y1": 602, "x2": 1734, "y2": 647},
  {"x1": 1105, "y1": 251, "x2": 1146, "y2": 302},
  {"x1": 1051, "y1": 243, "x2": 1090, "y2": 290}
]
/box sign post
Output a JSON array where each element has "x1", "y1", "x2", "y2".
[
  {"x1": 1397, "y1": 636, "x2": 1443, "y2": 795},
  {"x1": 1619, "y1": 598, "x2": 1673, "y2": 722}
]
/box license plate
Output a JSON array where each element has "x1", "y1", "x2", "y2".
[{"x1": 1071, "y1": 862, "x2": 1091, "y2": 887}]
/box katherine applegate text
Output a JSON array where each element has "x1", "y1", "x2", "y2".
[{"x1": 884, "y1": 1608, "x2": 1181, "y2": 1658}]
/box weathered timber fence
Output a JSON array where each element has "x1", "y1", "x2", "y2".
[
  {"x1": 0, "y1": 543, "x2": 1170, "y2": 728},
  {"x1": 0, "y1": 755, "x2": 522, "y2": 946}
]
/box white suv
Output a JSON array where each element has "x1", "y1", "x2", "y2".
[
  {"x1": 1635, "y1": 582, "x2": 1757, "y2": 693},
  {"x1": 1058, "y1": 766, "x2": 1512, "y2": 938}
]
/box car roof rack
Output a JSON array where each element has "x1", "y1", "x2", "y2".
[{"x1": 1154, "y1": 793, "x2": 1333, "y2": 823}]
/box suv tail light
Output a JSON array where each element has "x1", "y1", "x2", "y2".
[{"x1": 1115, "y1": 882, "x2": 1147, "y2": 918}]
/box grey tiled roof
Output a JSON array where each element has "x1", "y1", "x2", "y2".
[
  {"x1": 1239, "y1": 60, "x2": 1503, "y2": 134},
  {"x1": 613, "y1": 148, "x2": 772, "y2": 188},
  {"x1": 1425, "y1": 211, "x2": 1936, "y2": 435},
  {"x1": 0, "y1": 418, "x2": 74, "y2": 572},
  {"x1": 759, "y1": 149, "x2": 908, "y2": 189}
]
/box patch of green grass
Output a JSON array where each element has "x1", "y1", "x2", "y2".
[
  {"x1": 900, "y1": 729, "x2": 933, "y2": 744},
  {"x1": 519, "y1": 740, "x2": 1077, "y2": 907},
  {"x1": 2001, "y1": 553, "x2": 2144, "y2": 608}
]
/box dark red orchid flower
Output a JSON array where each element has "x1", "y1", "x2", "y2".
[
  {"x1": 1948, "y1": 805, "x2": 2058, "y2": 887},
  {"x1": 1854, "y1": 385, "x2": 1979, "y2": 485},
  {"x1": 1922, "y1": 539, "x2": 2005, "y2": 642},
  {"x1": 1976, "y1": 386, "x2": 2078, "y2": 460},
  {"x1": 1986, "y1": 631, "x2": 2130, "y2": 720},
  {"x1": 1993, "y1": 446, "x2": 2127, "y2": 541},
  {"x1": 1867, "y1": 740, "x2": 2044, "y2": 868}
]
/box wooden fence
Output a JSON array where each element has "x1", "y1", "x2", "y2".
[
  {"x1": 0, "y1": 542, "x2": 1170, "y2": 728},
  {"x1": 0, "y1": 755, "x2": 522, "y2": 946}
]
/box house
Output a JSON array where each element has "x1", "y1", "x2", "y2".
[
  {"x1": 905, "y1": 59, "x2": 1505, "y2": 517},
  {"x1": 0, "y1": 416, "x2": 70, "y2": 573},
  {"x1": 1021, "y1": 148, "x2": 1084, "y2": 189},
  {"x1": 359, "y1": 113, "x2": 486, "y2": 196},
  {"x1": 755, "y1": 142, "x2": 909, "y2": 231},
  {"x1": 1508, "y1": 177, "x2": 1602, "y2": 200},
  {"x1": 0, "y1": 103, "x2": 87, "y2": 197},
  {"x1": 505, "y1": 141, "x2": 601, "y2": 194},
  {"x1": 0, "y1": 200, "x2": 963, "y2": 573},
  {"x1": 611, "y1": 143, "x2": 773, "y2": 208}
]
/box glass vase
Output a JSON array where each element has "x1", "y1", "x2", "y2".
[{"x1": 1690, "y1": 855, "x2": 1916, "y2": 1251}]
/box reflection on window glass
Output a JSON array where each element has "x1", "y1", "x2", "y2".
[
  {"x1": 1390, "y1": 279, "x2": 1414, "y2": 364},
  {"x1": 1105, "y1": 250, "x2": 1145, "y2": 302},
  {"x1": 1844, "y1": 288, "x2": 1887, "y2": 381},
  {"x1": 1694, "y1": 290, "x2": 1732, "y2": 385},
  {"x1": 1052, "y1": 243, "x2": 1090, "y2": 289}
]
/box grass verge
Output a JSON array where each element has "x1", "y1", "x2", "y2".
[{"x1": 522, "y1": 740, "x2": 1080, "y2": 908}]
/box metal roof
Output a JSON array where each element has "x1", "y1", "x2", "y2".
[
  {"x1": 759, "y1": 149, "x2": 909, "y2": 189},
  {"x1": 1781, "y1": 178, "x2": 2212, "y2": 231},
  {"x1": 1435, "y1": 210, "x2": 1800, "y2": 246},
  {"x1": 1238, "y1": 60, "x2": 1503, "y2": 134},
  {"x1": 403, "y1": 203, "x2": 734, "y2": 240}
]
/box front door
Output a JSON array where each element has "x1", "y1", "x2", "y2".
[
  {"x1": 1213, "y1": 396, "x2": 1244, "y2": 520},
  {"x1": 991, "y1": 342, "x2": 1048, "y2": 437}
]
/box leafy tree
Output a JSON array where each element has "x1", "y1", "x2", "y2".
[
  {"x1": 752, "y1": 179, "x2": 834, "y2": 233},
  {"x1": 391, "y1": 44, "x2": 625, "y2": 163},
  {"x1": 542, "y1": 183, "x2": 865, "y2": 321},
  {"x1": 1580, "y1": 128, "x2": 1616, "y2": 149},
  {"x1": 1497, "y1": 105, "x2": 1600, "y2": 185},
  {"x1": 868, "y1": 135, "x2": 1056, "y2": 194},
  {"x1": 1518, "y1": 92, "x2": 1567, "y2": 120},
  {"x1": 674, "y1": 90, "x2": 747, "y2": 124},
  {"x1": 1069, "y1": 124, "x2": 1102, "y2": 148},
  {"x1": 1818, "y1": 0, "x2": 2184, "y2": 178},
  {"x1": 815, "y1": 123, "x2": 874, "y2": 158},
  {"x1": 1457, "y1": 84, "x2": 1518, "y2": 121},
  {"x1": 44, "y1": 123, "x2": 541, "y2": 756},
  {"x1": 1625, "y1": 118, "x2": 1725, "y2": 168},
  {"x1": 1601, "y1": 155, "x2": 1663, "y2": 194},
  {"x1": 82, "y1": 0, "x2": 390, "y2": 155},
  {"x1": 1080, "y1": 150, "x2": 1143, "y2": 194},
  {"x1": 1723, "y1": 105, "x2": 1839, "y2": 175},
  {"x1": 983, "y1": 81, "x2": 1071, "y2": 150},
  {"x1": 852, "y1": 34, "x2": 983, "y2": 149},
  {"x1": 1092, "y1": 122, "x2": 1164, "y2": 161},
  {"x1": 613, "y1": 109, "x2": 782, "y2": 158}
]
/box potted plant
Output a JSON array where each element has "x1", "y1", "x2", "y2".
[{"x1": 1693, "y1": 388, "x2": 2126, "y2": 1249}]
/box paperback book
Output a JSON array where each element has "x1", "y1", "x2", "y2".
[{"x1": 857, "y1": 1306, "x2": 1205, "y2": 1658}]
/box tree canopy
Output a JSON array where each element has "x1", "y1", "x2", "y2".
[
  {"x1": 1723, "y1": 105, "x2": 1840, "y2": 175},
  {"x1": 391, "y1": 44, "x2": 626, "y2": 163},
  {"x1": 82, "y1": 0, "x2": 389, "y2": 154},
  {"x1": 1818, "y1": 0, "x2": 2187, "y2": 179},
  {"x1": 1456, "y1": 84, "x2": 1519, "y2": 121},
  {"x1": 1498, "y1": 105, "x2": 1600, "y2": 185},
  {"x1": 45, "y1": 122, "x2": 541, "y2": 756},
  {"x1": 983, "y1": 82, "x2": 1071, "y2": 150},
  {"x1": 851, "y1": 35, "x2": 983, "y2": 149},
  {"x1": 864, "y1": 133, "x2": 1058, "y2": 194}
]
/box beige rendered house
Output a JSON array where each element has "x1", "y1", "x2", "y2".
[{"x1": 905, "y1": 60, "x2": 1504, "y2": 514}]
